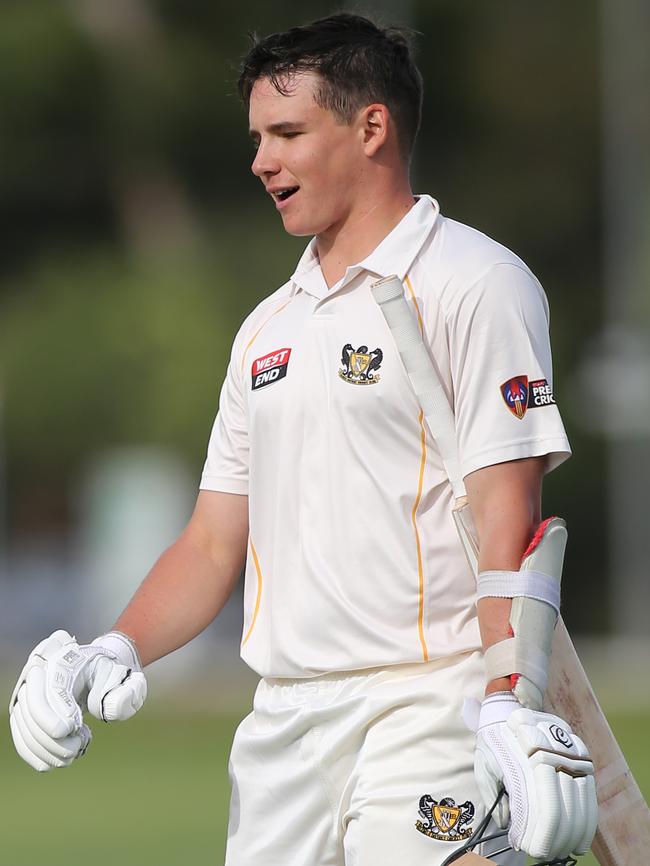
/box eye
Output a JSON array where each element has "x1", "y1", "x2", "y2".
[{"x1": 283, "y1": 131, "x2": 302, "y2": 139}]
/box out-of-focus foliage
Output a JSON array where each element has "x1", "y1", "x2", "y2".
[
  {"x1": 0, "y1": 3, "x2": 112, "y2": 268},
  {"x1": 0, "y1": 0, "x2": 609, "y2": 627},
  {"x1": 1, "y1": 251, "x2": 228, "y2": 475}
]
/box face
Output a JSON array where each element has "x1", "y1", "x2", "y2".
[{"x1": 248, "y1": 73, "x2": 367, "y2": 238}]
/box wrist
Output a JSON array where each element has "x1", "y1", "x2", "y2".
[{"x1": 485, "y1": 676, "x2": 513, "y2": 696}]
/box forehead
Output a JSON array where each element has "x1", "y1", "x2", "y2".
[{"x1": 248, "y1": 72, "x2": 323, "y2": 125}]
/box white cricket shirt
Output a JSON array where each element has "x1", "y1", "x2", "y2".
[{"x1": 200, "y1": 196, "x2": 571, "y2": 678}]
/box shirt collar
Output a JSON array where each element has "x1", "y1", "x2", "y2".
[
  {"x1": 289, "y1": 195, "x2": 440, "y2": 299},
  {"x1": 289, "y1": 236, "x2": 327, "y2": 298}
]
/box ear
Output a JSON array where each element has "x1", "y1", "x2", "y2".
[{"x1": 361, "y1": 103, "x2": 390, "y2": 157}]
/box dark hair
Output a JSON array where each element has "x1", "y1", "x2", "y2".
[{"x1": 238, "y1": 12, "x2": 423, "y2": 162}]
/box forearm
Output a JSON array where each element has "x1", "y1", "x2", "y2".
[
  {"x1": 113, "y1": 538, "x2": 237, "y2": 666},
  {"x1": 465, "y1": 457, "x2": 544, "y2": 694},
  {"x1": 476, "y1": 509, "x2": 536, "y2": 694},
  {"x1": 113, "y1": 491, "x2": 248, "y2": 666}
]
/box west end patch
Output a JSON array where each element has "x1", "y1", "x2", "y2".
[
  {"x1": 500, "y1": 375, "x2": 555, "y2": 419},
  {"x1": 251, "y1": 348, "x2": 292, "y2": 391}
]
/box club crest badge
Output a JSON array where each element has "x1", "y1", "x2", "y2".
[
  {"x1": 339, "y1": 343, "x2": 383, "y2": 385},
  {"x1": 415, "y1": 795, "x2": 475, "y2": 842},
  {"x1": 500, "y1": 375, "x2": 556, "y2": 419}
]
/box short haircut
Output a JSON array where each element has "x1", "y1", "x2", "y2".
[{"x1": 238, "y1": 12, "x2": 423, "y2": 162}]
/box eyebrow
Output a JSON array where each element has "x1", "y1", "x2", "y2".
[{"x1": 249, "y1": 121, "x2": 307, "y2": 139}]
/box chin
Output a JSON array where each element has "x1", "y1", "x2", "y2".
[
  {"x1": 281, "y1": 206, "x2": 338, "y2": 239},
  {"x1": 280, "y1": 215, "x2": 321, "y2": 238}
]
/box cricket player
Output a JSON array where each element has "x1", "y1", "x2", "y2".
[{"x1": 9, "y1": 13, "x2": 598, "y2": 866}]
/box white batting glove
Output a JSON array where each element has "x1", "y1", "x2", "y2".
[
  {"x1": 475, "y1": 692, "x2": 598, "y2": 860},
  {"x1": 9, "y1": 629, "x2": 147, "y2": 772}
]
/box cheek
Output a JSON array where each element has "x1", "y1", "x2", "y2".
[{"x1": 308, "y1": 141, "x2": 361, "y2": 198}]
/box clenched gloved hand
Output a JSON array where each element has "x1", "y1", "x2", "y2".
[
  {"x1": 9, "y1": 629, "x2": 146, "y2": 772},
  {"x1": 475, "y1": 691, "x2": 598, "y2": 860}
]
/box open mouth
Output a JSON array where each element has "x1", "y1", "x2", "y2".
[{"x1": 273, "y1": 186, "x2": 299, "y2": 203}]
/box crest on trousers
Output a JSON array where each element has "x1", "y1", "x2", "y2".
[
  {"x1": 338, "y1": 343, "x2": 383, "y2": 385},
  {"x1": 415, "y1": 795, "x2": 475, "y2": 842}
]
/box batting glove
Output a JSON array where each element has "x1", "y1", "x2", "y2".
[
  {"x1": 474, "y1": 691, "x2": 598, "y2": 860},
  {"x1": 9, "y1": 629, "x2": 147, "y2": 772}
]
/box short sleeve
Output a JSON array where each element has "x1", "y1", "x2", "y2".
[
  {"x1": 200, "y1": 344, "x2": 249, "y2": 495},
  {"x1": 447, "y1": 262, "x2": 571, "y2": 478}
]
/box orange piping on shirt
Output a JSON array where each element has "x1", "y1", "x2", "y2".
[
  {"x1": 241, "y1": 538, "x2": 263, "y2": 646},
  {"x1": 404, "y1": 273, "x2": 424, "y2": 335},
  {"x1": 404, "y1": 273, "x2": 429, "y2": 662},
  {"x1": 241, "y1": 298, "x2": 294, "y2": 374},
  {"x1": 412, "y1": 409, "x2": 429, "y2": 663}
]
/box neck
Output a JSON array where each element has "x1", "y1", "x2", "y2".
[{"x1": 316, "y1": 179, "x2": 416, "y2": 288}]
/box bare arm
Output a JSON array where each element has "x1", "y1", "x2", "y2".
[
  {"x1": 464, "y1": 456, "x2": 545, "y2": 695},
  {"x1": 113, "y1": 490, "x2": 249, "y2": 666}
]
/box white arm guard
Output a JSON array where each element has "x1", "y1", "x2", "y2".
[{"x1": 478, "y1": 517, "x2": 567, "y2": 710}]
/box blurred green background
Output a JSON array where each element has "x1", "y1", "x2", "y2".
[{"x1": 1, "y1": 0, "x2": 648, "y2": 864}]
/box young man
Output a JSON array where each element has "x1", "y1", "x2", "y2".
[{"x1": 10, "y1": 14, "x2": 597, "y2": 866}]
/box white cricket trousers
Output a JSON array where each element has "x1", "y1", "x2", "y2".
[{"x1": 225, "y1": 650, "x2": 524, "y2": 866}]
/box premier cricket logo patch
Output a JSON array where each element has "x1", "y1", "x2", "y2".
[
  {"x1": 500, "y1": 375, "x2": 556, "y2": 419},
  {"x1": 415, "y1": 795, "x2": 475, "y2": 842},
  {"x1": 251, "y1": 348, "x2": 291, "y2": 391},
  {"x1": 338, "y1": 343, "x2": 383, "y2": 385}
]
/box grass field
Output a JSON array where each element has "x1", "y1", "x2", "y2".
[{"x1": 2, "y1": 701, "x2": 648, "y2": 866}]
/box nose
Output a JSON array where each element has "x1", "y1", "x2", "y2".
[{"x1": 251, "y1": 139, "x2": 280, "y2": 179}]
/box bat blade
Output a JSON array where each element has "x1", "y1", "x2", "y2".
[{"x1": 546, "y1": 618, "x2": 650, "y2": 865}]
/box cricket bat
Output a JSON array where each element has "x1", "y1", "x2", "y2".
[
  {"x1": 547, "y1": 618, "x2": 650, "y2": 865},
  {"x1": 371, "y1": 275, "x2": 650, "y2": 866}
]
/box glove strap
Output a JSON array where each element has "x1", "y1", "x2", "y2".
[
  {"x1": 90, "y1": 631, "x2": 142, "y2": 670},
  {"x1": 478, "y1": 691, "x2": 520, "y2": 727}
]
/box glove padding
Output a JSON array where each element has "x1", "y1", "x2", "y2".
[
  {"x1": 475, "y1": 692, "x2": 598, "y2": 860},
  {"x1": 9, "y1": 629, "x2": 147, "y2": 772}
]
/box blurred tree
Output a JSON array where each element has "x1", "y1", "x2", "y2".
[
  {"x1": 0, "y1": 249, "x2": 228, "y2": 520},
  {"x1": 0, "y1": 2, "x2": 114, "y2": 273}
]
